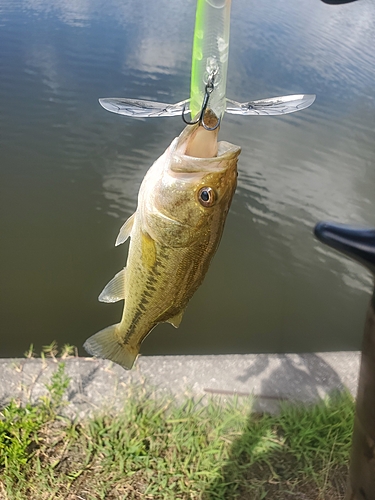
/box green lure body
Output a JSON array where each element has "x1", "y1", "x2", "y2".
[{"x1": 190, "y1": 0, "x2": 232, "y2": 120}]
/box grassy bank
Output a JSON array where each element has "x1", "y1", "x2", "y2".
[{"x1": 0, "y1": 360, "x2": 354, "y2": 500}]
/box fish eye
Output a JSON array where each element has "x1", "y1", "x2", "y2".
[{"x1": 198, "y1": 187, "x2": 216, "y2": 207}]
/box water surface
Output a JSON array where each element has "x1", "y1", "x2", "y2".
[{"x1": 1, "y1": 0, "x2": 375, "y2": 357}]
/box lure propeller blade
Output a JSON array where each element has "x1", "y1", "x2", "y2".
[
  {"x1": 225, "y1": 94, "x2": 316, "y2": 116},
  {"x1": 99, "y1": 94, "x2": 316, "y2": 119},
  {"x1": 99, "y1": 98, "x2": 190, "y2": 118}
]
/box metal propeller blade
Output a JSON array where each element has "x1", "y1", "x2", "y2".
[
  {"x1": 99, "y1": 98, "x2": 190, "y2": 118},
  {"x1": 226, "y1": 94, "x2": 316, "y2": 116}
]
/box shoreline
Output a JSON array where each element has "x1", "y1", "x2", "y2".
[{"x1": 0, "y1": 352, "x2": 360, "y2": 416}]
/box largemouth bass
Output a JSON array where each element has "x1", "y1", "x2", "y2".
[{"x1": 84, "y1": 114, "x2": 241, "y2": 370}]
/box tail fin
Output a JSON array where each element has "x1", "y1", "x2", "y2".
[{"x1": 83, "y1": 324, "x2": 138, "y2": 370}]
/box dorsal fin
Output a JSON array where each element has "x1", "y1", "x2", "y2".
[
  {"x1": 98, "y1": 268, "x2": 126, "y2": 303},
  {"x1": 115, "y1": 213, "x2": 136, "y2": 246}
]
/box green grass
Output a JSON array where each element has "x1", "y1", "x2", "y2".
[{"x1": 0, "y1": 360, "x2": 354, "y2": 500}]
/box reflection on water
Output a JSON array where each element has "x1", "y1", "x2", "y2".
[{"x1": 0, "y1": 0, "x2": 374, "y2": 357}]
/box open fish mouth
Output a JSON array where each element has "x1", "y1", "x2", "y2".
[
  {"x1": 174, "y1": 108, "x2": 220, "y2": 160},
  {"x1": 169, "y1": 114, "x2": 240, "y2": 174},
  {"x1": 170, "y1": 141, "x2": 241, "y2": 174}
]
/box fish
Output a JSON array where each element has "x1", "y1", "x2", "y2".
[{"x1": 84, "y1": 110, "x2": 241, "y2": 370}]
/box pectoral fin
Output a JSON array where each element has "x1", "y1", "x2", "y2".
[
  {"x1": 115, "y1": 213, "x2": 136, "y2": 246},
  {"x1": 141, "y1": 231, "x2": 157, "y2": 269},
  {"x1": 98, "y1": 268, "x2": 126, "y2": 303},
  {"x1": 166, "y1": 309, "x2": 185, "y2": 328}
]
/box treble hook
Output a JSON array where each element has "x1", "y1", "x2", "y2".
[{"x1": 182, "y1": 74, "x2": 221, "y2": 131}]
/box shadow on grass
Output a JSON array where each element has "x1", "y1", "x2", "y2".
[{"x1": 201, "y1": 354, "x2": 353, "y2": 500}]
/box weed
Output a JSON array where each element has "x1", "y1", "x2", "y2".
[
  {"x1": 0, "y1": 364, "x2": 354, "y2": 500},
  {"x1": 0, "y1": 361, "x2": 71, "y2": 491}
]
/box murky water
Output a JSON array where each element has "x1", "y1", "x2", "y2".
[{"x1": 1, "y1": 0, "x2": 375, "y2": 358}]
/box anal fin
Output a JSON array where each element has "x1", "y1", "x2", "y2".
[
  {"x1": 98, "y1": 268, "x2": 126, "y2": 303},
  {"x1": 166, "y1": 309, "x2": 185, "y2": 328},
  {"x1": 115, "y1": 213, "x2": 136, "y2": 246}
]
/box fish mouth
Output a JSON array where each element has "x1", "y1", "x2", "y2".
[
  {"x1": 179, "y1": 109, "x2": 220, "y2": 159},
  {"x1": 314, "y1": 221, "x2": 375, "y2": 275},
  {"x1": 170, "y1": 114, "x2": 241, "y2": 174}
]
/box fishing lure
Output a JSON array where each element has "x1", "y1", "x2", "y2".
[{"x1": 99, "y1": 0, "x2": 315, "y2": 128}]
